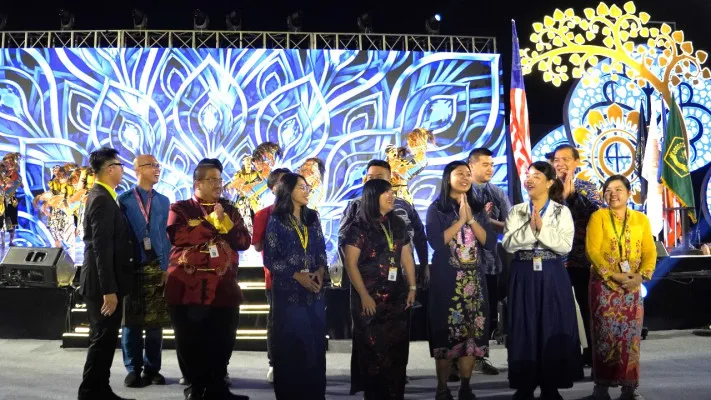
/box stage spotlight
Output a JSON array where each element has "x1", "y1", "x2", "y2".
[
  {"x1": 194, "y1": 9, "x2": 210, "y2": 30},
  {"x1": 59, "y1": 9, "x2": 75, "y2": 31},
  {"x1": 132, "y1": 9, "x2": 147, "y2": 30},
  {"x1": 640, "y1": 283, "x2": 648, "y2": 298},
  {"x1": 226, "y1": 10, "x2": 242, "y2": 31},
  {"x1": 287, "y1": 10, "x2": 303, "y2": 33},
  {"x1": 0, "y1": 13, "x2": 7, "y2": 31},
  {"x1": 425, "y1": 13, "x2": 441, "y2": 35},
  {"x1": 357, "y1": 12, "x2": 373, "y2": 33}
]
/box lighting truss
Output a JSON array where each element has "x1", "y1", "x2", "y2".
[{"x1": 0, "y1": 30, "x2": 497, "y2": 53}]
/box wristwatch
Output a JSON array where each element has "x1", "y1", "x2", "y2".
[{"x1": 409, "y1": 285, "x2": 417, "y2": 291}]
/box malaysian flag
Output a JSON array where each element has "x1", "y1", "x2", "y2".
[{"x1": 508, "y1": 20, "x2": 532, "y2": 204}]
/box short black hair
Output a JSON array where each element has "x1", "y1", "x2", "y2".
[
  {"x1": 553, "y1": 143, "x2": 580, "y2": 160},
  {"x1": 366, "y1": 159, "x2": 391, "y2": 172},
  {"x1": 89, "y1": 147, "x2": 119, "y2": 173},
  {"x1": 544, "y1": 151, "x2": 555, "y2": 161},
  {"x1": 468, "y1": 148, "x2": 493, "y2": 163},
  {"x1": 267, "y1": 168, "x2": 291, "y2": 190},
  {"x1": 193, "y1": 158, "x2": 224, "y2": 181}
]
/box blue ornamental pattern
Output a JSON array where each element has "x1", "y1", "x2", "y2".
[{"x1": 0, "y1": 48, "x2": 506, "y2": 257}]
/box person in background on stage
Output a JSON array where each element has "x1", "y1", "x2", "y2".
[
  {"x1": 502, "y1": 161, "x2": 581, "y2": 400},
  {"x1": 585, "y1": 175, "x2": 656, "y2": 400},
  {"x1": 339, "y1": 159, "x2": 428, "y2": 289},
  {"x1": 77, "y1": 147, "x2": 136, "y2": 400},
  {"x1": 467, "y1": 147, "x2": 511, "y2": 375},
  {"x1": 250, "y1": 142, "x2": 283, "y2": 210},
  {"x1": 553, "y1": 143, "x2": 603, "y2": 368},
  {"x1": 343, "y1": 178, "x2": 416, "y2": 399},
  {"x1": 263, "y1": 172, "x2": 327, "y2": 399},
  {"x1": 117, "y1": 154, "x2": 171, "y2": 388},
  {"x1": 426, "y1": 161, "x2": 495, "y2": 400},
  {"x1": 2, "y1": 152, "x2": 22, "y2": 247},
  {"x1": 545, "y1": 151, "x2": 555, "y2": 165},
  {"x1": 251, "y1": 167, "x2": 290, "y2": 384},
  {"x1": 298, "y1": 157, "x2": 326, "y2": 210},
  {"x1": 165, "y1": 158, "x2": 251, "y2": 400}
]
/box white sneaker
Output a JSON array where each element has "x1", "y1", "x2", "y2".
[{"x1": 267, "y1": 367, "x2": 274, "y2": 383}]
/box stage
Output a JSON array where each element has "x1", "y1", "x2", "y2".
[{"x1": 0, "y1": 331, "x2": 709, "y2": 399}]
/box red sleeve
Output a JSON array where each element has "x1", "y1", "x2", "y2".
[
  {"x1": 251, "y1": 207, "x2": 270, "y2": 246},
  {"x1": 167, "y1": 202, "x2": 218, "y2": 247}
]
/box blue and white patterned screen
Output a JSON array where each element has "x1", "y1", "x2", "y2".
[{"x1": 0, "y1": 48, "x2": 506, "y2": 263}]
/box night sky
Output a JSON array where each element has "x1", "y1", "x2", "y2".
[{"x1": 1, "y1": 0, "x2": 707, "y2": 142}]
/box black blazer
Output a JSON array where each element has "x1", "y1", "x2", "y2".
[{"x1": 79, "y1": 184, "x2": 136, "y2": 300}]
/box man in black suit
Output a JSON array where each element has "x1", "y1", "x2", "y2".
[{"x1": 77, "y1": 147, "x2": 136, "y2": 400}]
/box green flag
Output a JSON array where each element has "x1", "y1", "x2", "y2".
[{"x1": 661, "y1": 96, "x2": 696, "y2": 223}]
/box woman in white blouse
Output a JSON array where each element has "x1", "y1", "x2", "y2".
[{"x1": 502, "y1": 161, "x2": 582, "y2": 400}]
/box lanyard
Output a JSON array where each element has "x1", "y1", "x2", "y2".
[
  {"x1": 291, "y1": 216, "x2": 309, "y2": 252},
  {"x1": 529, "y1": 199, "x2": 550, "y2": 217},
  {"x1": 134, "y1": 188, "x2": 153, "y2": 233},
  {"x1": 194, "y1": 196, "x2": 215, "y2": 218},
  {"x1": 381, "y1": 222, "x2": 394, "y2": 252},
  {"x1": 609, "y1": 210, "x2": 629, "y2": 260}
]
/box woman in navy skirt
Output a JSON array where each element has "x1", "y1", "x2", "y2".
[{"x1": 502, "y1": 161, "x2": 582, "y2": 400}]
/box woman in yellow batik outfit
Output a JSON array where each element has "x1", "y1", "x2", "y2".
[{"x1": 585, "y1": 175, "x2": 656, "y2": 400}]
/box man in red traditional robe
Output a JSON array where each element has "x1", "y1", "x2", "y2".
[{"x1": 165, "y1": 158, "x2": 251, "y2": 400}]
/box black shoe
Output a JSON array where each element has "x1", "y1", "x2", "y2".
[
  {"x1": 435, "y1": 387, "x2": 454, "y2": 400},
  {"x1": 142, "y1": 371, "x2": 166, "y2": 385},
  {"x1": 458, "y1": 386, "x2": 477, "y2": 400},
  {"x1": 123, "y1": 371, "x2": 144, "y2": 388},
  {"x1": 512, "y1": 389, "x2": 535, "y2": 400},
  {"x1": 185, "y1": 387, "x2": 204, "y2": 400},
  {"x1": 78, "y1": 389, "x2": 136, "y2": 400},
  {"x1": 540, "y1": 389, "x2": 564, "y2": 400}
]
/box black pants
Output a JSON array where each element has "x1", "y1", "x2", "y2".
[
  {"x1": 567, "y1": 267, "x2": 592, "y2": 365},
  {"x1": 266, "y1": 289, "x2": 273, "y2": 367},
  {"x1": 486, "y1": 273, "x2": 499, "y2": 334},
  {"x1": 170, "y1": 305, "x2": 237, "y2": 397},
  {"x1": 78, "y1": 297, "x2": 123, "y2": 398}
]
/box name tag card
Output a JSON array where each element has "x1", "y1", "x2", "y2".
[
  {"x1": 209, "y1": 244, "x2": 219, "y2": 258},
  {"x1": 388, "y1": 267, "x2": 398, "y2": 281},
  {"x1": 143, "y1": 237, "x2": 152, "y2": 251},
  {"x1": 533, "y1": 256, "x2": 543, "y2": 271},
  {"x1": 620, "y1": 260, "x2": 630, "y2": 273}
]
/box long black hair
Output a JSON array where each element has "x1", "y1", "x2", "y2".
[
  {"x1": 529, "y1": 161, "x2": 564, "y2": 204},
  {"x1": 358, "y1": 179, "x2": 406, "y2": 240},
  {"x1": 436, "y1": 161, "x2": 484, "y2": 214},
  {"x1": 272, "y1": 172, "x2": 317, "y2": 226}
]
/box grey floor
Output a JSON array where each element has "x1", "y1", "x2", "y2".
[{"x1": 0, "y1": 330, "x2": 710, "y2": 400}]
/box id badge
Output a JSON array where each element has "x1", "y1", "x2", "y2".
[
  {"x1": 388, "y1": 267, "x2": 398, "y2": 282},
  {"x1": 209, "y1": 244, "x2": 219, "y2": 258},
  {"x1": 143, "y1": 237, "x2": 152, "y2": 251},
  {"x1": 533, "y1": 256, "x2": 543, "y2": 271},
  {"x1": 620, "y1": 260, "x2": 631, "y2": 273},
  {"x1": 301, "y1": 268, "x2": 310, "y2": 273}
]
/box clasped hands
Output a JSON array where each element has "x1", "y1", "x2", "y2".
[
  {"x1": 612, "y1": 272, "x2": 644, "y2": 291},
  {"x1": 294, "y1": 268, "x2": 325, "y2": 293},
  {"x1": 529, "y1": 206, "x2": 543, "y2": 232}
]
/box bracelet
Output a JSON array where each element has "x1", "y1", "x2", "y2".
[
  {"x1": 467, "y1": 218, "x2": 476, "y2": 225},
  {"x1": 409, "y1": 285, "x2": 417, "y2": 291}
]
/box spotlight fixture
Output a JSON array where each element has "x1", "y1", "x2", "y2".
[
  {"x1": 425, "y1": 13, "x2": 441, "y2": 35},
  {"x1": 132, "y1": 9, "x2": 147, "y2": 30},
  {"x1": 59, "y1": 9, "x2": 75, "y2": 31},
  {"x1": 286, "y1": 10, "x2": 302, "y2": 33},
  {"x1": 357, "y1": 12, "x2": 373, "y2": 34},
  {"x1": 194, "y1": 9, "x2": 210, "y2": 30},
  {"x1": 225, "y1": 10, "x2": 242, "y2": 31}
]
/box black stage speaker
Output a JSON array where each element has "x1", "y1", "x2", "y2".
[{"x1": 0, "y1": 247, "x2": 76, "y2": 288}]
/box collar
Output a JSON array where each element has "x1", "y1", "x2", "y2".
[{"x1": 95, "y1": 180, "x2": 117, "y2": 200}]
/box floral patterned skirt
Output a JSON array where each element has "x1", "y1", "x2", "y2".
[
  {"x1": 429, "y1": 267, "x2": 488, "y2": 360},
  {"x1": 590, "y1": 275, "x2": 643, "y2": 387}
]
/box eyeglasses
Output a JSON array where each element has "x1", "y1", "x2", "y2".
[
  {"x1": 107, "y1": 162, "x2": 124, "y2": 169},
  {"x1": 139, "y1": 162, "x2": 161, "y2": 169},
  {"x1": 201, "y1": 178, "x2": 224, "y2": 185},
  {"x1": 296, "y1": 184, "x2": 311, "y2": 192}
]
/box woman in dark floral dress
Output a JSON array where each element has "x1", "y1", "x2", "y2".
[
  {"x1": 264, "y1": 173, "x2": 328, "y2": 400},
  {"x1": 426, "y1": 161, "x2": 495, "y2": 400},
  {"x1": 343, "y1": 179, "x2": 417, "y2": 400}
]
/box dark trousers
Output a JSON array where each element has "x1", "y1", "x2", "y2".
[
  {"x1": 486, "y1": 273, "x2": 499, "y2": 333},
  {"x1": 78, "y1": 297, "x2": 123, "y2": 398},
  {"x1": 567, "y1": 267, "x2": 592, "y2": 365},
  {"x1": 170, "y1": 305, "x2": 237, "y2": 397},
  {"x1": 121, "y1": 326, "x2": 163, "y2": 374},
  {"x1": 266, "y1": 289, "x2": 273, "y2": 367}
]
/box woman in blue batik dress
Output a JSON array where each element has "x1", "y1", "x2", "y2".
[
  {"x1": 264, "y1": 172, "x2": 327, "y2": 400},
  {"x1": 426, "y1": 161, "x2": 496, "y2": 400}
]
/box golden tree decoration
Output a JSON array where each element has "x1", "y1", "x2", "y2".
[{"x1": 520, "y1": 1, "x2": 710, "y2": 125}]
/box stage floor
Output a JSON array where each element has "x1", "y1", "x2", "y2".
[{"x1": 0, "y1": 331, "x2": 709, "y2": 399}]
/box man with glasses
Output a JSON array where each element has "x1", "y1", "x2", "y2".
[
  {"x1": 165, "y1": 158, "x2": 251, "y2": 400},
  {"x1": 78, "y1": 147, "x2": 136, "y2": 400},
  {"x1": 117, "y1": 155, "x2": 171, "y2": 389}
]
